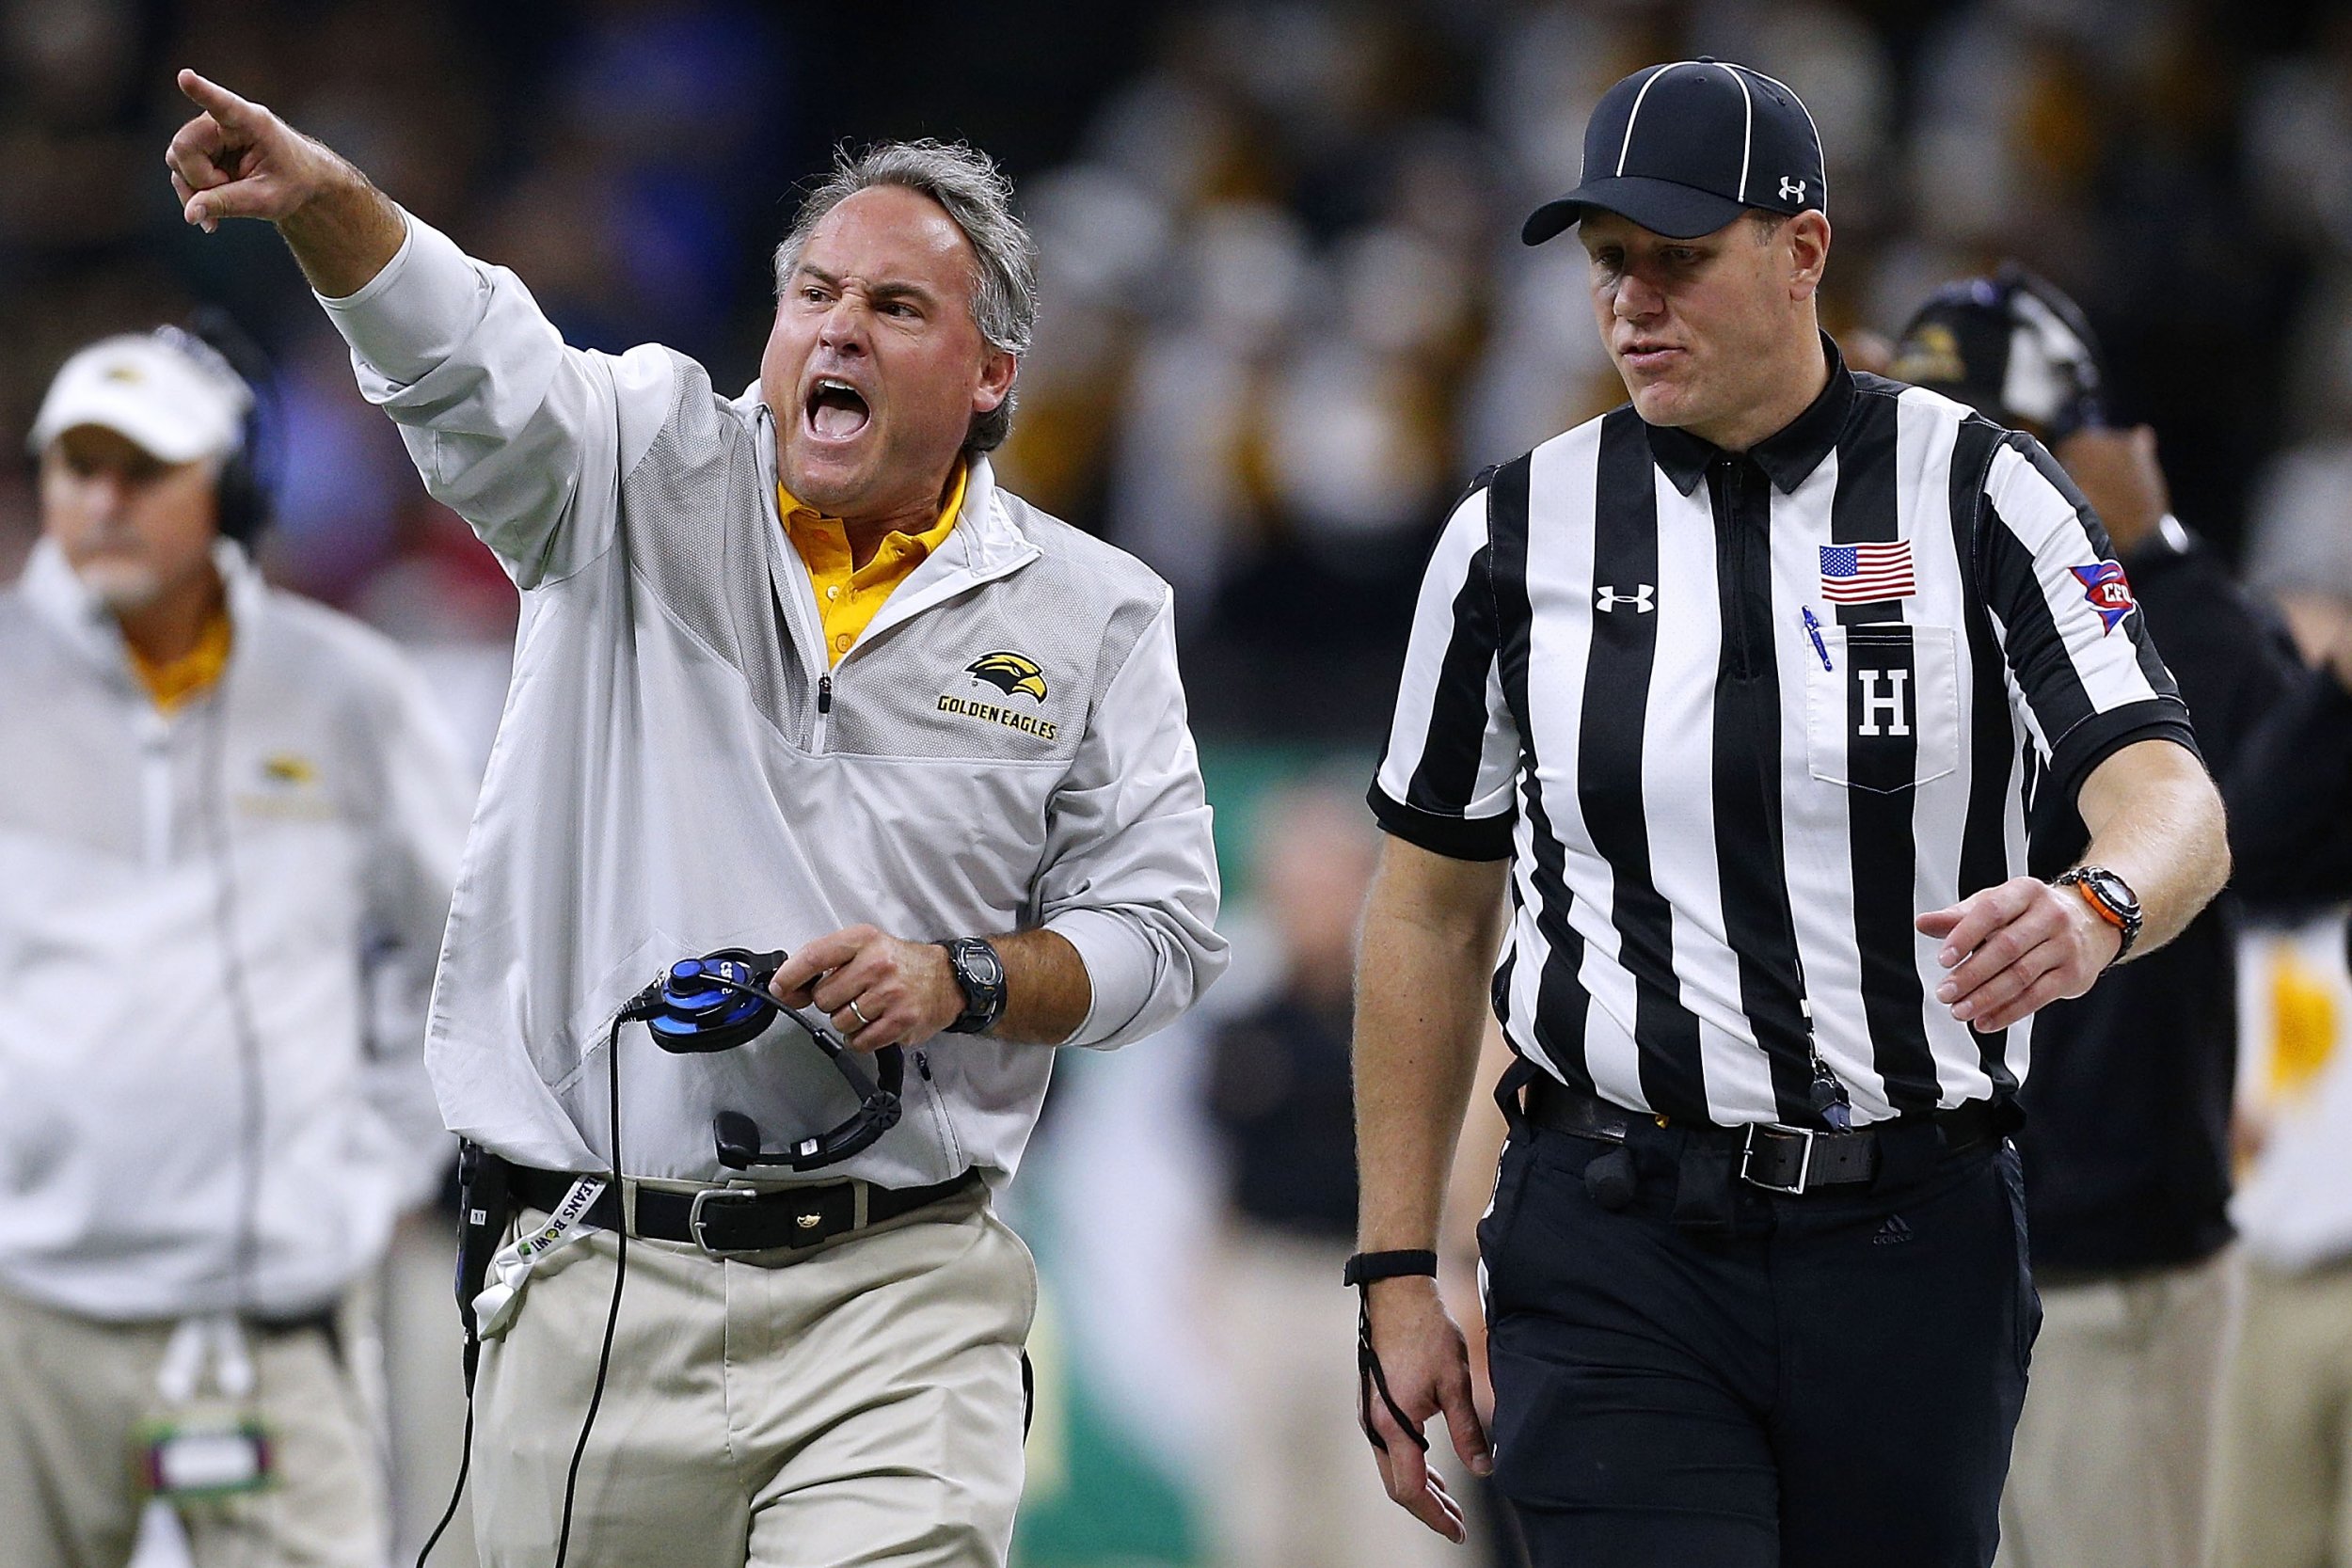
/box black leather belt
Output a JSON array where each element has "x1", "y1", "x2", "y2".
[
  {"x1": 507, "y1": 1164, "x2": 981, "y2": 1256},
  {"x1": 1523, "y1": 1077, "x2": 2001, "y2": 1195}
]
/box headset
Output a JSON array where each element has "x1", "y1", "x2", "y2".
[
  {"x1": 628, "y1": 947, "x2": 906, "y2": 1171},
  {"x1": 156, "y1": 311, "x2": 276, "y2": 546}
]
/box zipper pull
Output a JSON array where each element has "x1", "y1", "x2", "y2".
[
  {"x1": 818, "y1": 674, "x2": 833, "y2": 714},
  {"x1": 914, "y1": 1051, "x2": 932, "y2": 1082}
]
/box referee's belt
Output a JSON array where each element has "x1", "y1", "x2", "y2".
[
  {"x1": 506, "y1": 1163, "x2": 981, "y2": 1255},
  {"x1": 1523, "y1": 1078, "x2": 2004, "y2": 1196}
]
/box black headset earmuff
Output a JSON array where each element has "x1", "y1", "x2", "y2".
[{"x1": 167, "y1": 311, "x2": 274, "y2": 546}]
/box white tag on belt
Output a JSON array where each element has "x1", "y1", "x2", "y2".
[{"x1": 472, "y1": 1177, "x2": 607, "y2": 1339}]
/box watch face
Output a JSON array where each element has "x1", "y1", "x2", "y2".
[
  {"x1": 2086, "y1": 869, "x2": 2138, "y2": 915},
  {"x1": 961, "y1": 942, "x2": 1004, "y2": 987}
]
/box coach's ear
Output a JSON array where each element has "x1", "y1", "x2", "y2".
[{"x1": 1785, "y1": 210, "x2": 1831, "y2": 304}]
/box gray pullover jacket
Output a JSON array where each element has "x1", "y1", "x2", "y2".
[
  {"x1": 320, "y1": 212, "x2": 1227, "y2": 1187},
  {"x1": 0, "y1": 541, "x2": 468, "y2": 1318}
]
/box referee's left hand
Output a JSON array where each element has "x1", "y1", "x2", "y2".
[
  {"x1": 770, "y1": 926, "x2": 963, "y2": 1052},
  {"x1": 1915, "y1": 877, "x2": 2122, "y2": 1033}
]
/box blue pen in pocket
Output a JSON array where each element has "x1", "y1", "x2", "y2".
[{"x1": 1802, "y1": 606, "x2": 1833, "y2": 672}]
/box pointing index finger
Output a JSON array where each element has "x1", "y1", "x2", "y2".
[{"x1": 178, "y1": 69, "x2": 259, "y2": 130}]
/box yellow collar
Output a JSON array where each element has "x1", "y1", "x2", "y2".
[
  {"x1": 779, "y1": 463, "x2": 967, "y2": 572},
  {"x1": 127, "y1": 606, "x2": 233, "y2": 714}
]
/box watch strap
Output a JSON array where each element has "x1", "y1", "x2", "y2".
[
  {"x1": 938, "y1": 938, "x2": 1008, "y2": 1035},
  {"x1": 2056, "y1": 865, "x2": 2141, "y2": 961}
]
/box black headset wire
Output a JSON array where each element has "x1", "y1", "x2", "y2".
[
  {"x1": 416, "y1": 988, "x2": 645, "y2": 1568},
  {"x1": 199, "y1": 660, "x2": 270, "y2": 1568},
  {"x1": 553, "y1": 1009, "x2": 631, "y2": 1568}
]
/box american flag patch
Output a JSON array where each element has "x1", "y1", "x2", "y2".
[{"x1": 1818, "y1": 541, "x2": 1916, "y2": 603}]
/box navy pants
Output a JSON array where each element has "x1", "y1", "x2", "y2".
[{"x1": 1479, "y1": 1116, "x2": 2038, "y2": 1567}]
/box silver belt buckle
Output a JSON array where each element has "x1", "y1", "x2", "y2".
[
  {"x1": 687, "y1": 1186, "x2": 762, "y2": 1257},
  {"x1": 1740, "y1": 1123, "x2": 1817, "y2": 1195}
]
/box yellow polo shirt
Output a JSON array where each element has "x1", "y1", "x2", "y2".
[
  {"x1": 781, "y1": 463, "x2": 968, "y2": 666},
  {"x1": 127, "y1": 608, "x2": 232, "y2": 713}
]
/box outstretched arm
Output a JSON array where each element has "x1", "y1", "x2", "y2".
[
  {"x1": 166, "y1": 69, "x2": 677, "y2": 589},
  {"x1": 166, "y1": 71, "x2": 405, "y2": 298}
]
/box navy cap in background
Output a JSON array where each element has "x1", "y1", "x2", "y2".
[
  {"x1": 1523, "y1": 58, "x2": 1828, "y2": 245},
  {"x1": 1891, "y1": 265, "x2": 2109, "y2": 441}
]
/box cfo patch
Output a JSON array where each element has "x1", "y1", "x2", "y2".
[{"x1": 2071, "y1": 561, "x2": 2135, "y2": 633}]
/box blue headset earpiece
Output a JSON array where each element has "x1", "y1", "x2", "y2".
[{"x1": 644, "y1": 948, "x2": 785, "y2": 1053}]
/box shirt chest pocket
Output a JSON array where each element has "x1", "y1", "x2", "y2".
[{"x1": 1804, "y1": 624, "x2": 1962, "y2": 794}]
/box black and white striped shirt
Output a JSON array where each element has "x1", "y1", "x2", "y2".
[{"x1": 1372, "y1": 343, "x2": 2198, "y2": 1128}]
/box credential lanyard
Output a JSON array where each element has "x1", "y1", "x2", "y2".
[{"x1": 470, "y1": 1177, "x2": 607, "y2": 1339}]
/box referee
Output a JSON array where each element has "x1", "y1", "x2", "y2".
[{"x1": 1347, "y1": 59, "x2": 2230, "y2": 1568}]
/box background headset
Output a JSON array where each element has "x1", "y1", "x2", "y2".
[{"x1": 152, "y1": 309, "x2": 276, "y2": 546}]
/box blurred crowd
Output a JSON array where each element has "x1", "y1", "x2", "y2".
[
  {"x1": 9, "y1": 0, "x2": 2352, "y2": 732},
  {"x1": 13, "y1": 1, "x2": 2352, "y2": 1566}
]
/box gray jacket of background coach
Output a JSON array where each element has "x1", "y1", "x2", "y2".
[{"x1": 319, "y1": 211, "x2": 1228, "y2": 1188}]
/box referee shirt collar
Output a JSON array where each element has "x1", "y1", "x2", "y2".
[{"x1": 1645, "y1": 331, "x2": 1854, "y2": 497}]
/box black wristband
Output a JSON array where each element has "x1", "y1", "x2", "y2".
[{"x1": 1343, "y1": 1249, "x2": 1439, "y2": 1288}]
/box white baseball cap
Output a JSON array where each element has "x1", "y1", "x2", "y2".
[{"x1": 27, "y1": 329, "x2": 253, "y2": 465}]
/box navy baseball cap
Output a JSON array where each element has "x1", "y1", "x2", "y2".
[
  {"x1": 1522, "y1": 58, "x2": 1828, "y2": 245},
  {"x1": 1891, "y1": 265, "x2": 2108, "y2": 440}
]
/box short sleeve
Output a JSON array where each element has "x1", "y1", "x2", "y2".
[
  {"x1": 1977, "y1": 434, "x2": 2200, "y2": 807},
  {"x1": 1369, "y1": 475, "x2": 1522, "y2": 860}
]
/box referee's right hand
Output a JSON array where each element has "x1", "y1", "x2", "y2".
[{"x1": 1362, "y1": 1276, "x2": 1494, "y2": 1543}]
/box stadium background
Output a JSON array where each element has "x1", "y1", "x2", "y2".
[{"x1": 8, "y1": 1, "x2": 2352, "y2": 1564}]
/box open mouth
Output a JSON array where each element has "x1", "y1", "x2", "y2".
[{"x1": 804, "y1": 377, "x2": 871, "y2": 442}]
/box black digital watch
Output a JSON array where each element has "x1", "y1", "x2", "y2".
[{"x1": 938, "y1": 937, "x2": 1009, "y2": 1035}]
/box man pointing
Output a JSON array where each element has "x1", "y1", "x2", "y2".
[{"x1": 168, "y1": 68, "x2": 1224, "y2": 1568}]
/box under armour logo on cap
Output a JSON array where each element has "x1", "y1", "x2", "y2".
[{"x1": 1522, "y1": 57, "x2": 1828, "y2": 245}]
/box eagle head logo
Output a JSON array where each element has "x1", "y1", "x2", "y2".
[{"x1": 966, "y1": 651, "x2": 1048, "y2": 703}]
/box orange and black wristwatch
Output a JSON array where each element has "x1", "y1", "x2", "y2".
[{"x1": 2054, "y1": 864, "x2": 2142, "y2": 963}]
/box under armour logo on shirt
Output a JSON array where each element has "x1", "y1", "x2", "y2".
[
  {"x1": 1781, "y1": 176, "x2": 1807, "y2": 202},
  {"x1": 1596, "y1": 584, "x2": 1656, "y2": 614}
]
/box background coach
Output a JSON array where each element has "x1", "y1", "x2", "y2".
[
  {"x1": 1346, "y1": 58, "x2": 2229, "y2": 1568},
  {"x1": 164, "y1": 63, "x2": 1226, "y2": 1568}
]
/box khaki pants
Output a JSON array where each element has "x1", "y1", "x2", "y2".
[
  {"x1": 473, "y1": 1185, "x2": 1035, "y2": 1568},
  {"x1": 0, "y1": 1284, "x2": 387, "y2": 1568},
  {"x1": 1202, "y1": 1227, "x2": 1480, "y2": 1568},
  {"x1": 1993, "y1": 1249, "x2": 2237, "y2": 1568},
  {"x1": 2210, "y1": 1258, "x2": 2352, "y2": 1568}
]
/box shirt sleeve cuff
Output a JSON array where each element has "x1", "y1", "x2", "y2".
[
  {"x1": 1040, "y1": 907, "x2": 1156, "y2": 1048},
  {"x1": 2043, "y1": 698, "x2": 2202, "y2": 811},
  {"x1": 1367, "y1": 781, "x2": 1517, "y2": 861},
  {"x1": 314, "y1": 208, "x2": 491, "y2": 387}
]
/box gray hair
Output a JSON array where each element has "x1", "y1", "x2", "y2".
[{"x1": 773, "y1": 139, "x2": 1039, "y2": 454}]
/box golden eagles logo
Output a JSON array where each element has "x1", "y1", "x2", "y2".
[
  {"x1": 261, "y1": 753, "x2": 317, "y2": 785},
  {"x1": 965, "y1": 651, "x2": 1048, "y2": 703}
]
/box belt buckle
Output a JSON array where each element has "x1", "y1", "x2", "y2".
[
  {"x1": 687, "y1": 1186, "x2": 763, "y2": 1257},
  {"x1": 1740, "y1": 1123, "x2": 1817, "y2": 1196}
]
